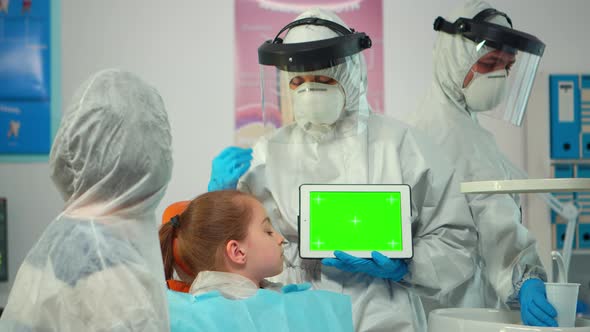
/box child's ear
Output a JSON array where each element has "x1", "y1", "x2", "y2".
[{"x1": 225, "y1": 240, "x2": 247, "y2": 265}]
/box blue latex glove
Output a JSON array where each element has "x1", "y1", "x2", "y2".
[
  {"x1": 208, "y1": 146, "x2": 253, "y2": 191},
  {"x1": 577, "y1": 300, "x2": 588, "y2": 315},
  {"x1": 519, "y1": 279, "x2": 558, "y2": 327},
  {"x1": 321, "y1": 250, "x2": 408, "y2": 281},
  {"x1": 281, "y1": 282, "x2": 312, "y2": 294}
]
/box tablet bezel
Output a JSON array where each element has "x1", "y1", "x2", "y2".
[{"x1": 299, "y1": 184, "x2": 413, "y2": 259}]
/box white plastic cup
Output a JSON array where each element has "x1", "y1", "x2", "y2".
[{"x1": 545, "y1": 282, "x2": 580, "y2": 327}]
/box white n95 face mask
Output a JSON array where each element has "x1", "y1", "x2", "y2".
[
  {"x1": 292, "y1": 82, "x2": 346, "y2": 129},
  {"x1": 463, "y1": 70, "x2": 508, "y2": 112}
]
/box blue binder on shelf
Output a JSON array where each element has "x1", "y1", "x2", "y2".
[
  {"x1": 576, "y1": 165, "x2": 590, "y2": 218},
  {"x1": 581, "y1": 76, "x2": 590, "y2": 158},
  {"x1": 550, "y1": 75, "x2": 580, "y2": 159}
]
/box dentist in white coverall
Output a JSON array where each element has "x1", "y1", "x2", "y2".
[
  {"x1": 405, "y1": 0, "x2": 556, "y2": 327},
  {"x1": 218, "y1": 7, "x2": 480, "y2": 332}
]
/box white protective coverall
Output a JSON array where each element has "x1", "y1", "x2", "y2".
[
  {"x1": 405, "y1": 0, "x2": 547, "y2": 310},
  {"x1": 240, "y1": 8, "x2": 478, "y2": 332},
  {"x1": 0, "y1": 69, "x2": 173, "y2": 332}
]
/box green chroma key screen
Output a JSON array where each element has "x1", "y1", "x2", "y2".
[{"x1": 309, "y1": 191, "x2": 403, "y2": 251}]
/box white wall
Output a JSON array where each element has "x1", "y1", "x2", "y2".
[{"x1": 1, "y1": 0, "x2": 589, "y2": 305}]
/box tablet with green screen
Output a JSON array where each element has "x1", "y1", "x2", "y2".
[{"x1": 299, "y1": 184, "x2": 412, "y2": 259}]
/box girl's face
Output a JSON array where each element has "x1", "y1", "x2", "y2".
[{"x1": 243, "y1": 198, "x2": 285, "y2": 281}]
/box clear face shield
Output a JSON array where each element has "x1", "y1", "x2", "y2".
[
  {"x1": 258, "y1": 17, "x2": 372, "y2": 142},
  {"x1": 434, "y1": 8, "x2": 545, "y2": 126}
]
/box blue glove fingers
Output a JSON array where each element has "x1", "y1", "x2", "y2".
[
  {"x1": 216, "y1": 146, "x2": 240, "y2": 159},
  {"x1": 523, "y1": 310, "x2": 549, "y2": 327},
  {"x1": 209, "y1": 146, "x2": 253, "y2": 192},
  {"x1": 371, "y1": 251, "x2": 403, "y2": 270},
  {"x1": 321, "y1": 258, "x2": 358, "y2": 273},
  {"x1": 520, "y1": 304, "x2": 529, "y2": 325},
  {"x1": 371, "y1": 252, "x2": 408, "y2": 279},
  {"x1": 297, "y1": 282, "x2": 312, "y2": 291},
  {"x1": 208, "y1": 180, "x2": 228, "y2": 192},
  {"x1": 321, "y1": 258, "x2": 338, "y2": 266},
  {"x1": 578, "y1": 300, "x2": 588, "y2": 314},
  {"x1": 215, "y1": 147, "x2": 251, "y2": 165},
  {"x1": 223, "y1": 146, "x2": 252, "y2": 154},
  {"x1": 230, "y1": 162, "x2": 251, "y2": 179},
  {"x1": 222, "y1": 147, "x2": 252, "y2": 159},
  {"x1": 281, "y1": 282, "x2": 312, "y2": 293},
  {"x1": 534, "y1": 296, "x2": 558, "y2": 318},
  {"x1": 518, "y1": 279, "x2": 558, "y2": 327},
  {"x1": 333, "y1": 250, "x2": 364, "y2": 264},
  {"x1": 529, "y1": 299, "x2": 558, "y2": 327},
  {"x1": 389, "y1": 261, "x2": 408, "y2": 280},
  {"x1": 370, "y1": 251, "x2": 389, "y2": 266},
  {"x1": 335, "y1": 251, "x2": 384, "y2": 276},
  {"x1": 229, "y1": 153, "x2": 253, "y2": 167}
]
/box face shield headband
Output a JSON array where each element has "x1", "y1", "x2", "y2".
[
  {"x1": 433, "y1": 8, "x2": 545, "y2": 56},
  {"x1": 257, "y1": 17, "x2": 373, "y2": 72}
]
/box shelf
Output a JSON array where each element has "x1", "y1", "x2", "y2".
[
  {"x1": 461, "y1": 178, "x2": 590, "y2": 194},
  {"x1": 551, "y1": 249, "x2": 590, "y2": 255},
  {"x1": 551, "y1": 160, "x2": 590, "y2": 165}
]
